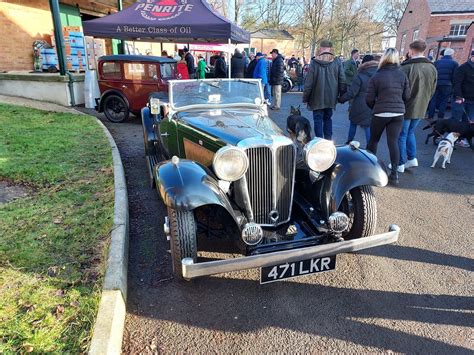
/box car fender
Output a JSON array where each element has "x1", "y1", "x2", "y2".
[
  {"x1": 141, "y1": 106, "x2": 157, "y2": 156},
  {"x1": 98, "y1": 89, "x2": 130, "y2": 113},
  {"x1": 155, "y1": 158, "x2": 240, "y2": 225},
  {"x1": 319, "y1": 146, "x2": 388, "y2": 217}
]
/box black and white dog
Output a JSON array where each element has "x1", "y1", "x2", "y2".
[
  {"x1": 423, "y1": 118, "x2": 474, "y2": 149},
  {"x1": 286, "y1": 105, "x2": 312, "y2": 145},
  {"x1": 431, "y1": 132, "x2": 460, "y2": 169}
]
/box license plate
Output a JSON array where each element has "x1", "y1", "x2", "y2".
[{"x1": 260, "y1": 255, "x2": 336, "y2": 284}]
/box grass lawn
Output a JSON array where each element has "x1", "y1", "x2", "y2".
[{"x1": 0, "y1": 104, "x2": 114, "y2": 353}]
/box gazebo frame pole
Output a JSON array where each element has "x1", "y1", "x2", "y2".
[
  {"x1": 49, "y1": 0, "x2": 67, "y2": 76},
  {"x1": 228, "y1": 38, "x2": 232, "y2": 79},
  {"x1": 117, "y1": 0, "x2": 125, "y2": 54}
]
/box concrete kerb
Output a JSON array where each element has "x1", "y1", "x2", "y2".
[{"x1": 89, "y1": 119, "x2": 129, "y2": 355}]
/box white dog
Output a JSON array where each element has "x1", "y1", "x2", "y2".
[{"x1": 430, "y1": 132, "x2": 460, "y2": 169}]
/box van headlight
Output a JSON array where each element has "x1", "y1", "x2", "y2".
[
  {"x1": 213, "y1": 146, "x2": 248, "y2": 181},
  {"x1": 303, "y1": 138, "x2": 337, "y2": 172}
]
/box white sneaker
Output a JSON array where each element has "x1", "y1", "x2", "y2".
[
  {"x1": 405, "y1": 158, "x2": 418, "y2": 169},
  {"x1": 388, "y1": 163, "x2": 405, "y2": 173},
  {"x1": 455, "y1": 139, "x2": 470, "y2": 148}
]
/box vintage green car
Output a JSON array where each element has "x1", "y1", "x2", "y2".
[{"x1": 141, "y1": 79, "x2": 399, "y2": 283}]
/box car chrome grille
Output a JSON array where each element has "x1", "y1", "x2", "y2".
[{"x1": 245, "y1": 145, "x2": 295, "y2": 226}]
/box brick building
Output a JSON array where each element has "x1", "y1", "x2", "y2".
[
  {"x1": 396, "y1": 0, "x2": 474, "y2": 62},
  {"x1": 0, "y1": 0, "x2": 136, "y2": 71}
]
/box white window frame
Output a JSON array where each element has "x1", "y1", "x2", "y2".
[{"x1": 449, "y1": 24, "x2": 468, "y2": 37}]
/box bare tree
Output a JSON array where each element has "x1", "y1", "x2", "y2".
[
  {"x1": 299, "y1": 0, "x2": 328, "y2": 57},
  {"x1": 382, "y1": 0, "x2": 409, "y2": 35}
]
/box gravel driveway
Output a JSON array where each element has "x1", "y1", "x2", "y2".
[{"x1": 80, "y1": 92, "x2": 473, "y2": 353}]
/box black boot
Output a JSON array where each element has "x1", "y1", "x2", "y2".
[{"x1": 388, "y1": 169, "x2": 399, "y2": 185}]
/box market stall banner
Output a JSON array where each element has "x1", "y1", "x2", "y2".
[{"x1": 83, "y1": 0, "x2": 250, "y2": 44}]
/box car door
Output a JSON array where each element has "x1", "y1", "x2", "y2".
[{"x1": 121, "y1": 62, "x2": 160, "y2": 113}]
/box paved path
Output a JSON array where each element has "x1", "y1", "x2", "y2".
[{"x1": 81, "y1": 92, "x2": 473, "y2": 353}]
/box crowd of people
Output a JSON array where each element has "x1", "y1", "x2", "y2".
[
  {"x1": 161, "y1": 42, "x2": 472, "y2": 185},
  {"x1": 302, "y1": 39, "x2": 473, "y2": 185}
]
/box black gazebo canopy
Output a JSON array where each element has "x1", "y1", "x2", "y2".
[{"x1": 83, "y1": 0, "x2": 250, "y2": 44}]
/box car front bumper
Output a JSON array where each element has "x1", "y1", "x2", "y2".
[{"x1": 182, "y1": 225, "x2": 400, "y2": 279}]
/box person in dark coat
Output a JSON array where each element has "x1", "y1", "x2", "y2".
[
  {"x1": 269, "y1": 48, "x2": 285, "y2": 110},
  {"x1": 339, "y1": 55, "x2": 378, "y2": 145},
  {"x1": 231, "y1": 49, "x2": 245, "y2": 78},
  {"x1": 427, "y1": 48, "x2": 459, "y2": 120},
  {"x1": 453, "y1": 49, "x2": 474, "y2": 123},
  {"x1": 183, "y1": 47, "x2": 195, "y2": 79},
  {"x1": 246, "y1": 54, "x2": 257, "y2": 79},
  {"x1": 303, "y1": 39, "x2": 346, "y2": 140},
  {"x1": 366, "y1": 48, "x2": 411, "y2": 185},
  {"x1": 214, "y1": 52, "x2": 227, "y2": 78}
]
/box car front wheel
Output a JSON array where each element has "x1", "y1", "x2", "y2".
[
  {"x1": 338, "y1": 185, "x2": 377, "y2": 239},
  {"x1": 103, "y1": 94, "x2": 129, "y2": 123},
  {"x1": 167, "y1": 207, "x2": 197, "y2": 280}
]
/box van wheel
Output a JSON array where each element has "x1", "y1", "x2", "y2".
[{"x1": 103, "y1": 95, "x2": 129, "y2": 123}]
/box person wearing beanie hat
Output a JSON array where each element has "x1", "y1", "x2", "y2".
[
  {"x1": 338, "y1": 54, "x2": 379, "y2": 145},
  {"x1": 253, "y1": 51, "x2": 271, "y2": 103},
  {"x1": 303, "y1": 39, "x2": 346, "y2": 140},
  {"x1": 452, "y1": 49, "x2": 474, "y2": 126},
  {"x1": 427, "y1": 48, "x2": 459, "y2": 121}
]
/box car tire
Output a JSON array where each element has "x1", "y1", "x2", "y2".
[
  {"x1": 282, "y1": 79, "x2": 291, "y2": 93},
  {"x1": 168, "y1": 207, "x2": 197, "y2": 280},
  {"x1": 339, "y1": 185, "x2": 377, "y2": 239},
  {"x1": 103, "y1": 94, "x2": 129, "y2": 123}
]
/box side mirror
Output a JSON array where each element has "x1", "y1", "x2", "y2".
[{"x1": 152, "y1": 74, "x2": 158, "y2": 81}]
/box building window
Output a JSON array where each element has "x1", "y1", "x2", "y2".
[
  {"x1": 400, "y1": 33, "x2": 407, "y2": 54},
  {"x1": 449, "y1": 24, "x2": 468, "y2": 37},
  {"x1": 412, "y1": 29, "x2": 419, "y2": 41}
]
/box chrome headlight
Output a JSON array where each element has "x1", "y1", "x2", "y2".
[
  {"x1": 303, "y1": 138, "x2": 337, "y2": 172},
  {"x1": 213, "y1": 146, "x2": 249, "y2": 181}
]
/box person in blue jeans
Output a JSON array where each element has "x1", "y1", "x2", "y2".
[
  {"x1": 394, "y1": 40, "x2": 437, "y2": 173},
  {"x1": 338, "y1": 54, "x2": 378, "y2": 145},
  {"x1": 427, "y1": 48, "x2": 458, "y2": 120},
  {"x1": 253, "y1": 52, "x2": 271, "y2": 103},
  {"x1": 302, "y1": 39, "x2": 346, "y2": 140}
]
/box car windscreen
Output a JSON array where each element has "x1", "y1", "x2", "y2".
[
  {"x1": 161, "y1": 63, "x2": 177, "y2": 80},
  {"x1": 170, "y1": 80, "x2": 263, "y2": 109}
]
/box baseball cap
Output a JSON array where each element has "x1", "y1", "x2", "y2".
[{"x1": 256, "y1": 52, "x2": 263, "y2": 57}]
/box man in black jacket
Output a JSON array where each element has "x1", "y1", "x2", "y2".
[
  {"x1": 183, "y1": 47, "x2": 195, "y2": 79},
  {"x1": 231, "y1": 49, "x2": 245, "y2": 78},
  {"x1": 453, "y1": 50, "x2": 474, "y2": 123},
  {"x1": 214, "y1": 52, "x2": 227, "y2": 78},
  {"x1": 269, "y1": 48, "x2": 285, "y2": 110}
]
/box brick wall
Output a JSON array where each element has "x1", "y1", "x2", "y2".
[
  {"x1": 426, "y1": 14, "x2": 474, "y2": 62},
  {"x1": 396, "y1": 0, "x2": 474, "y2": 62},
  {"x1": 396, "y1": 0, "x2": 431, "y2": 55},
  {"x1": 0, "y1": 0, "x2": 127, "y2": 71},
  {"x1": 462, "y1": 23, "x2": 474, "y2": 61},
  {"x1": 0, "y1": 1, "x2": 54, "y2": 71}
]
